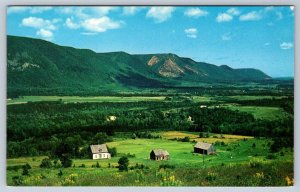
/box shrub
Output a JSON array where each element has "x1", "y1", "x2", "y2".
[
  {"x1": 12, "y1": 175, "x2": 23, "y2": 185},
  {"x1": 266, "y1": 153, "x2": 276, "y2": 160},
  {"x1": 252, "y1": 143, "x2": 256, "y2": 148},
  {"x1": 79, "y1": 164, "x2": 85, "y2": 168},
  {"x1": 40, "y1": 158, "x2": 53, "y2": 168},
  {"x1": 118, "y1": 156, "x2": 129, "y2": 171},
  {"x1": 159, "y1": 164, "x2": 175, "y2": 170},
  {"x1": 96, "y1": 162, "x2": 101, "y2": 168},
  {"x1": 22, "y1": 166, "x2": 29, "y2": 176},
  {"x1": 108, "y1": 147, "x2": 117, "y2": 157},
  {"x1": 199, "y1": 132, "x2": 204, "y2": 138},
  {"x1": 206, "y1": 172, "x2": 217, "y2": 181},
  {"x1": 249, "y1": 160, "x2": 262, "y2": 168},
  {"x1": 60, "y1": 154, "x2": 73, "y2": 168},
  {"x1": 58, "y1": 170, "x2": 63, "y2": 177},
  {"x1": 181, "y1": 136, "x2": 190, "y2": 142},
  {"x1": 7, "y1": 165, "x2": 23, "y2": 171}
]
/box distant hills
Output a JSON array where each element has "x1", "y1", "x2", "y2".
[{"x1": 7, "y1": 35, "x2": 271, "y2": 95}]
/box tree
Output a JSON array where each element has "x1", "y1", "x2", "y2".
[
  {"x1": 118, "y1": 156, "x2": 129, "y2": 171},
  {"x1": 108, "y1": 147, "x2": 117, "y2": 157},
  {"x1": 93, "y1": 132, "x2": 112, "y2": 145},
  {"x1": 60, "y1": 154, "x2": 73, "y2": 168},
  {"x1": 22, "y1": 163, "x2": 31, "y2": 176},
  {"x1": 40, "y1": 157, "x2": 53, "y2": 168},
  {"x1": 199, "y1": 132, "x2": 204, "y2": 138}
]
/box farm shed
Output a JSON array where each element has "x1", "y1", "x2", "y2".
[
  {"x1": 90, "y1": 144, "x2": 111, "y2": 160},
  {"x1": 150, "y1": 149, "x2": 169, "y2": 161},
  {"x1": 194, "y1": 142, "x2": 215, "y2": 155}
]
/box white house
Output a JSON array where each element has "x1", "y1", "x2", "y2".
[{"x1": 90, "y1": 144, "x2": 111, "y2": 160}]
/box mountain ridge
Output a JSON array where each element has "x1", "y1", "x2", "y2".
[{"x1": 7, "y1": 35, "x2": 271, "y2": 95}]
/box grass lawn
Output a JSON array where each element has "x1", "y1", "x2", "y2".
[{"x1": 226, "y1": 105, "x2": 290, "y2": 120}]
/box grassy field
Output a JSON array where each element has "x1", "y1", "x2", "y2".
[
  {"x1": 7, "y1": 131, "x2": 293, "y2": 186},
  {"x1": 7, "y1": 96, "x2": 166, "y2": 105},
  {"x1": 226, "y1": 105, "x2": 290, "y2": 120}
]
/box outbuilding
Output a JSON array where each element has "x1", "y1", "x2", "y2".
[
  {"x1": 194, "y1": 142, "x2": 215, "y2": 155},
  {"x1": 150, "y1": 149, "x2": 169, "y2": 160}
]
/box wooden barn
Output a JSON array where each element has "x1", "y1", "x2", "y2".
[
  {"x1": 194, "y1": 142, "x2": 215, "y2": 155},
  {"x1": 90, "y1": 144, "x2": 111, "y2": 160},
  {"x1": 150, "y1": 149, "x2": 169, "y2": 161}
]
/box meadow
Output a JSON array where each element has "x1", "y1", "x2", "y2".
[
  {"x1": 7, "y1": 131, "x2": 293, "y2": 186},
  {"x1": 6, "y1": 93, "x2": 294, "y2": 186}
]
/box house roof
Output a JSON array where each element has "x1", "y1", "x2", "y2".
[
  {"x1": 90, "y1": 144, "x2": 108, "y2": 154},
  {"x1": 194, "y1": 142, "x2": 213, "y2": 150},
  {"x1": 152, "y1": 149, "x2": 169, "y2": 156}
]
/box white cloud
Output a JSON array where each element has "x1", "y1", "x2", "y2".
[
  {"x1": 264, "y1": 42, "x2": 270, "y2": 46},
  {"x1": 30, "y1": 7, "x2": 52, "y2": 14},
  {"x1": 7, "y1": 7, "x2": 30, "y2": 14},
  {"x1": 184, "y1": 8, "x2": 208, "y2": 18},
  {"x1": 21, "y1": 17, "x2": 57, "y2": 30},
  {"x1": 123, "y1": 7, "x2": 144, "y2": 15},
  {"x1": 226, "y1": 8, "x2": 240, "y2": 16},
  {"x1": 239, "y1": 11, "x2": 262, "y2": 21},
  {"x1": 36, "y1": 28, "x2": 53, "y2": 39},
  {"x1": 65, "y1": 18, "x2": 80, "y2": 29},
  {"x1": 222, "y1": 33, "x2": 231, "y2": 41},
  {"x1": 81, "y1": 16, "x2": 122, "y2": 33},
  {"x1": 59, "y1": 7, "x2": 118, "y2": 19},
  {"x1": 21, "y1": 17, "x2": 59, "y2": 40},
  {"x1": 81, "y1": 32, "x2": 97, "y2": 36},
  {"x1": 184, "y1": 28, "x2": 198, "y2": 38},
  {"x1": 264, "y1": 6, "x2": 275, "y2": 12},
  {"x1": 90, "y1": 7, "x2": 118, "y2": 16},
  {"x1": 146, "y1": 7, "x2": 175, "y2": 23},
  {"x1": 216, "y1": 13, "x2": 233, "y2": 22},
  {"x1": 8, "y1": 6, "x2": 52, "y2": 14},
  {"x1": 280, "y1": 42, "x2": 293, "y2": 50}
]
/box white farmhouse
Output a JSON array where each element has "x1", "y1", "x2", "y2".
[{"x1": 90, "y1": 144, "x2": 111, "y2": 160}]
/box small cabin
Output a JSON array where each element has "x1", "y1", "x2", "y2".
[
  {"x1": 150, "y1": 149, "x2": 169, "y2": 161},
  {"x1": 90, "y1": 144, "x2": 111, "y2": 160},
  {"x1": 194, "y1": 142, "x2": 215, "y2": 155}
]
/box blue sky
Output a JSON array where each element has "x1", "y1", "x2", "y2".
[{"x1": 7, "y1": 6, "x2": 294, "y2": 77}]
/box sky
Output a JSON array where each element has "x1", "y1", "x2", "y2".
[{"x1": 7, "y1": 6, "x2": 294, "y2": 77}]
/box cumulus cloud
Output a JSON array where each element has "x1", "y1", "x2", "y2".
[
  {"x1": 122, "y1": 7, "x2": 145, "y2": 15},
  {"x1": 59, "y1": 7, "x2": 118, "y2": 19},
  {"x1": 81, "y1": 16, "x2": 122, "y2": 33},
  {"x1": 65, "y1": 18, "x2": 80, "y2": 29},
  {"x1": 184, "y1": 8, "x2": 209, "y2": 18},
  {"x1": 280, "y1": 42, "x2": 293, "y2": 50},
  {"x1": 184, "y1": 28, "x2": 198, "y2": 38},
  {"x1": 146, "y1": 7, "x2": 175, "y2": 23},
  {"x1": 21, "y1": 17, "x2": 58, "y2": 30},
  {"x1": 239, "y1": 11, "x2": 262, "y2": 21},
  {"x1": 21, "y1": 17, "x2": 60, "y2": 40},
  {"x1": 226, "y1": 8, "x2": 240, "y2": 16},
  {"x1": 216, "y1": 13, "x2": 233, "y2": 22},
  {"x1": 36, "y1": 28, "x2": 53, "y2": 39}
]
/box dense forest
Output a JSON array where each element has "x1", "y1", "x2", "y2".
[{"x1": 7, "y1": 96, "x2": 293, "y2": 158}]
